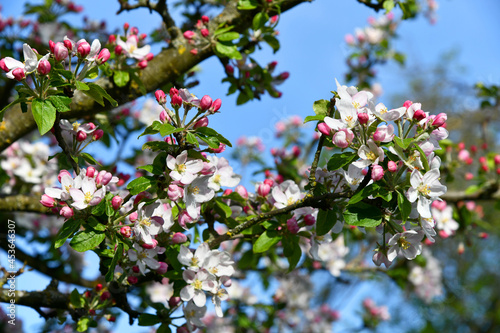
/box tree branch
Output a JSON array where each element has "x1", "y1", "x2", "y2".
[
  {"x1": 0, "y1": 0, "x2": 312, "y2": 153},
  {"x1": 356, "y1": 0, "x2": 384, "y2": 11},
  {"x1": 0, "y1": 195, "x2": 49, "y2": 213}
]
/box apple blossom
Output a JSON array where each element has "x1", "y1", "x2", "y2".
[{"x1": 407, "y1": 168, "x2": 447, "y2": 218}]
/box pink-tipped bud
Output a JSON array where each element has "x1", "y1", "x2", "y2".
[
  {"x1": 482, "y1": 142, "x2": 488, "y2": 150},
  {"x1": 470, "y1": 145, "x2": 477, "y2": 153},
  {"x1": 96, "y1": 48, "x2": 110, "y2": 64},
  {"x1": 225, "y1": 64, "x2": 234, "y2": 75},
  {"x1": 372, "y1": 129, "x2": 385, "y2": 142},
  {"x1": 201, "y1": 15, "x2": 210, "y2": 23},
  {"x1": 95, "y1": 283, "x2": 103, "y2": 292},
  {"x1": 413, "y1": 109, "x2": 426, "y2": 121},
  {"x1": 270, "y1": 15, "x2": 278, "y2": 24},
  {"x1": 387, "y1": 161, "x2": 398, "y2": 173},
  {"x1": 169, "y1": 87, "x2": 178, "y2": 97},
  {"x1": 317, "y1": 122, "x2": 332, "y2": 136},
  {"x1": 112, "y1": 196, "x2": 123, "y2": 210},
  {"x1": 155, "y1": 90, "x2": 166, "y2": 105},
  {"x1": 257, "y1": 183, "x2": 271, "y2": 197},
  {"x1": 145, "y1": 52, "x2": 154, "y2": 61},
  {"x1": 494, "y1": 155, "x2": 500, "y2": 165},
  {"x1": 142, "y1": 239, "x2": 158, "y2": 249},
  {"x1": 172, "y1": 232, "x2": 188, "y2": 244},
  {"x1": 123, "y1": 22, "x2": 130, "y2": 31},
  {"x1": 159, "y1": 110, "x2": 170, "y2": 123},
  {"x1": 60, "y1": 206, "x2": 74, "y2": 218},
  {"x1": 171, "y1": 94, "x2": 182, "y2": 107},
  {"x1": 156, "y1": 262, "x2": 168, "y2": 274},
  {"x1": 358, "y1": 112, "x2": 369, "y2": 124},
  {"x1": 12, "y1": 68, "x2": 25, "y2": 81},
  {"x1": 432, "y1": 113, "x2": 447, "y2": 127},
  {"x1": 137, "y1": 59, "x2": 148, "y2": 69},
  {"x1": 140, "y1": 33, "x2": 147, "y2": 40},
  {"x1": 37, "y1": 59, "x2": 51, "y2": 75},
  {"x1": 130, "y1": 27, "x2": 139, "y2": 35},
  {"x1": 100, "y1": 291, "x2": 111, "y2": 301},
  {"x1": 292, "y1": 145, "x2": 301, "y2": 158},
  {"x1": 194, "y1": 117, "x2": 209, "y2": 129},
  {"x1": 114, "y1": 44, "x2": 123, "y2": 55},
  {"x1": 200, "y1": 28, "x2": 209, "y2": 37},
  {"x1": 457, "y1": 242, "x2": 465, "y2": 255},
  {"x1": 108, "y1": 34, "x2": 116, "y2": 44},
  {"x1": 76, "y1": 131, "x2": 87, "y2": 142},
  {"x1": 167, "y1": 184, "x2": 184, "y2": 201},
  {"x1": 465, "y1": 172, "x2": 474, "y2": 180},
  {"x1": 183, "y1": 30, "x2": 195, "y2": 40},
  {"x1": 211, "y1": 143, "x2": 226, "y2": 154},
  {"x1": 77, "y1": 41, "x2": 91, "y2": 57},
  {"x1": 120, "y1": 226, "x2": 132, "y2": 238},
  {"x1": 304, "y1": 214, "x2": 316, "y2": 226},
  {"x1": 479, "y1": 156, "x2": 487, "y2": 164},
  {"x1": 92, "y1": 129, "x2": 104, "y2": 141},
  {"x1": 58, "y1": 170, "x2": 71, "y2": 182},
  {"x1": 0, "y1": 59, "x2": 8, "y2": 72},
  {"x1": 481, "y1": 164, "x2": 489, "y2": 172},
  {"x1": 371, "y1": 164, "x2": 384, "y2": 181},
  {"x1": 40, "y1": 194, "x2": 55, "y2": 208},
  {"x1": 127, "y1": 276, "x2": 138, "y2": 284},
  {"x1": 86, "y1": 166, "x2": 96, "y2": 178},
  {"x1": 54, "y1": 42, "x2": 68, "y2": 61},
  {"x1": 49, "y1": 40, "x2": 55, "y2": 53},
  {"x1": 279, "y1": 72, "x2": 290, "y2": 80},
  {"x1": 200, "y1": 95, "x2": 212, "y2": 111},
  {"x1": 403, "y1": 100, "x2": 413, "y2": 109},
  {"x1": 169, "y1": 297, "x2": 181, "y2": 308},
  {"x1": 63, "y1": 39, "x2": 73, "y2": 51},
  {"x1": 235, "y1": 185, "x2": 248, "y2": 199},
  {"x1": 210, "y1": 98, "x2": 222, "y2": 113},
  {"x1": 287, "y1": 217, "x2": 299, "y2": 234},
  {"x1": 479, "y1": 232, "x2": 489, "y2": 239}
]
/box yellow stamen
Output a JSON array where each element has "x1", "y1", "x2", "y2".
[
  {"x1": 84, "y1": 192, "x2": 92, "y2": 204},
  {"x1": 72, "y1": 121, "x2": 80, "y2": 132},
  {"x1": 418, "y1": 184, "x2": 431, "y2": 196},
  {"x1": 366, "y1": 151, "x2": 377, "y2": 161},
  {"x1": 193, "y1": 279, "x2": 203, "y2": 290},
  {"x1": 397, "y1": 237, "x2": 411, "y2": 250}
]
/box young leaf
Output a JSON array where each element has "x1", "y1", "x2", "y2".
[
  {"x1": 397, "y1": 191, "x2": 412, "y2": 223},
  {"x1": 253, "y1": 230, "x2": 281, "y2": 253},
  {"x1": 343, "y1": 202, "x2": 383, "y2": 227},
  {"x1": 327, "y1": 152, "x2": 358, "y2": 171},
  {"x1": 252, "y1": 12, "x2": 269, "y2": 31},
  {"x1": 32, "y1": 98, "x2": 56, "y2": 135},
  {"x1": 75, "y1": 81, "x2": 89, "y2": 91},
  {"x1": 215, "y1": 42, "x2": 242, "y2": 60},
  {"x1": 48, "y1": 95, "x2": 72, "y2": 112},
  {"x1": 313, "y1": 99, "x2": 331, "y2": 116},
  {"x1": 105, "y1": 243, "x2": 123, "y2": 282},
  {"x1": 114, "y1": 70, "x2": 130, "y2": 87},
  {"x1": 54, "y1": 219, "x2": 82, "y2": 248},
  {"x1": 69, "y1": 229, "x2": 106, "y2": 252},
  {"x1": 70, "y1": 288, "x2": 85, "y2": 308},
  {"x1": 316, "y1": 209, "x2": 338, "y2": 236},
  {"x1": 126, "y1": 176, "x2": 156, "y2": 195},
  {"x1": 217, "y1": 32, "x2": 240, "y2": 41}
]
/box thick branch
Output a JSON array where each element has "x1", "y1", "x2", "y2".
[
  {"x1": 0, "y1": 195, "x2": 49, "y2": 213},
  {"x1": 0, "y1": 288, "x2": 71, "y2": 310},
  {"x1": 441, "y1": 185, "x2": 500, "y2": 203},
  {"x1": 0, "y1": 0, "x2": 311, "y2": 152}
]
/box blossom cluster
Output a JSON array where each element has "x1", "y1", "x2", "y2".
[{"x1": 109, "y1": 23, "x2": 153, "y2": 69}]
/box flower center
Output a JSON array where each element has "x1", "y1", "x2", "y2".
[
  {"x1": 193, "y1": 279, "x2": 203, "y2": 290},
  {"x1": 380, "y1": 107, "x2": 388, "y2": 114},
  {"x1": 84, "y1": 192, "x2": 92, "y2": 204},
  {"x1": 352, "y1": 101, "x2": 360, "y2": 109},
  {"x1": 72, "y1": 121, "x2": 80, "y2": 132},
  {"x1": 177, "y1": 164, "x2": 186, "y2": 173},
  {"x1": 138, "y1": 251, "x2": 147, "y2": 260},
  {"x1": 287, "y1": 197, "x2": 296, "y2": 205},
  {"x1": 397, "y1": 237, "x2": 411, "y2": 250},
  {"x1": 140, "y1": 218, "x2": 151, "y2": 227},
  {"x1": 213, "y1": 174, "x2": 221, "y2": 184},
  {"x1": 365, "y1": 151, "x2": 377, "y2": 161},
  {"x1": 209, "y1": 267, "x2": 218, "y2": 275},
  {"x1": 418, "y1": 184, "x2": 431, "y2": 196},
  {"x1": 192, "y1": 186, "x2": 200, "y2": 195},
  {"x1": 190, "y1": 257, "x2": 199, "y2": 267}
]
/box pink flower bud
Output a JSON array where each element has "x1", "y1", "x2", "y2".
[
  {"x1": 155, "y1": 89, "x2": 166, "y2": 105},
  {"x1": 63, "y1": 39, "x2": 73, "y2": 51},
  {"x1": 235, "y1": 185, "x2": 248, "y2": 199},
  {"x1": 403, "y1": 100, "x2": 413, "y2": 109},
  {"x1": 292, "y1": 145, "x2": 301, "y2": 157},
  {"x1": 183, "y1": 30, "x2": 195, "y2": 40},
  {"x1": 100, "y1": 291, "x2": 111, "y2": 301},
  {"x1": 317, "y1": 122, "x2": 332, "y2": 136},
  {"x1": 169, "y1": 297, "x2": 181, "y2": 308},
  {"x1": 142, "y1": 239, "x2": 158, "y2": 249},
  {"x1": 127, "y1": 276, "x2": 138, "y2": 284},
  {"x1": 171, "y1": 94, "x2": 182, "y2": 107},
  {"x1": 201, "y1": 15, "x2": 210, "y2": 23},
  {"x1": 130, "y1": 27, "x2": 139, "y2": 35},
  {"x1": 210, "y1": 98, "x2": 222, "y2": 113},
  {"x1": 137, "y1": 59, "x2": 148, "y2": 69},
  {"x1": 76, "y1": 131, "x2": 87, "y2": 142},
  {"x1": 287, "y1": 217, "x2": 299, "y2": 234},
  {"x1": 114, "y1": 44, "x2": 123, "y2": 55},
  {"x1": 54, "y1": 42, "x2": 68, "y2": 61},
  {"x1": 0, "y1": 59, "x2": 8, "y2": 72},
  {"x1": 112, "y1": 196, "x2": 123, "y2": 210},
  {"x1": 458, "y1": 149, "x2": 470, "y2": 162},
  {"x1": 372, "y1": 129, "x2": 385, "y2": 142},
  {"x1": 357, "y1": 112, "x2": 369, "y2": 124},
  {"x1": 58, "y1": 170, "x2": 71, "y2": 182},
  {"x1": 371, "y1": 165, "x2": 384, "y2": 181},
  {"x1": 413, "y1": 109, "x2": 426, "y2": 121},
  {"x1": 96, "y1": 48, "x2": 110, "y2": 64},
  {"x1": 333, "y1": 128, "x2": 354, "y2": 148},
  {"x1": 387, "y1": 161, "x2": 397, "y2": 173},
  {"x1": 120, "y1": 226, "x2": 131, "y2": 238},
  {"x1": 494, "y1": 155, "x2": 500, "y2": 165},
  {"x1": 168, "y1": 184, "x2": 184, "y2": 201},
  {"x1": 345, "y1": 33, "x2": 355, "y2": 45},
  {"x1": 194, "y1": 117, "x2": 209, "y2": 129},
  {"x1": 77, "y1": 41, "x2": 91, "y2": 57},
  {"x1": 465, "y1": 172, "x2": 474, "y2": 180},
  {"x1": 92, "y1": 129, "x2": 104, "y2": 141},
  {"x1": 169, "y1": 87, "x2": 178, "y2": 97},
  {"x1": 159, "y1": 110, "x2": 170, "y2": 123},
  {"x1": 470, "y1": 145, "x2": 477, "y2": 153},
  {"x1": 40, "y1": 194, "x2": 55, "y2": 208},
  {"x1": 482, "y1": 142, "x2": 488, "y2": 150},
  {"x1": 49, "y1": 40, "x2": 55, "y2": 53},
  {"x1": 172, "y1": 232, "x2": 188, "y2": 244},
  {"x1": 225, "y1": 64, "x2": 234, "y2": 75},
  {"x1": 60, "y1": 206, "x2": 74, "y2": 218},
  {"x1": 432, "y1": 113, "x2": 447, "y2": 127},
  {"x1": 481, "y1": 164, "x2": 489, "y2": 172},
  {"x1": 200, "y1": 95, "x2": 212, "y2": 111},
  {"x1": 108, "y1": 34, "x2": 116, "y2": 44},
  {"x1": 37, "y1": 59, "x2": 51, "y2": 75},
  {"x1": 304, "y1": 214, "x2": 315, "y2": 226},
  {"x1": 86, "y1": 166, "x2": 96, "y2": 178},
  {"x1": 139, "y1": 33, "x2": 147, "y2": 40},
  {"x1": 270, "y1": 15, "x2": 278, "y2": 24},
  {"x1": 144, "y1": 52, "x2": 153, "y2": 62},
  {"x1": 201, "y1": 28, "x2": 209, "y2": 37},
  {"x1": 123, "y1": 22, "x2": 130, "y2": 31},
  {"x1": 257, "y1": 183, "x2": 271, "y2": 197},
  {"x1": 479, "y1": 156, "x2": 487, "y2": 164},
  {"x1": 12, "y1": 68, "x2": 25, "y2": 81},
  {"x1": 279, "y1": 72, "x2": 290, "y2": 80},
  {"x1": 178, "y1": 211, "x2": 194, "y2": 229},
  {"x1": 156, "y1": 262, "x2": 168, "y2": 274}
]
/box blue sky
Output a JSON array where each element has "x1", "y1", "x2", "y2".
[{"x1": 2, "y1": 0, "x2": 500, "y2": 331}]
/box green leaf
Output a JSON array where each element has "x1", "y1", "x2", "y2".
[
  {"x1": 236, "y1": 91, "x2": 251, "y2": 105},
  {"x1": 214, "y1": 25, "x2": 235, "y2": 36},
  {"x1": 114, "y1": 70, "x2": 130, "y2": 87},
  {"x1": 253, "y1": 230, "x2": 281, "y2": 253},
  {"x1": 160, "y1": 123, "x2": 183, "y2": 137},
  {"x1": 126, "y1": 176, "x2": 156, "y2": 195},
  {"x1": 70, "y1": 288, "x2": 85, "y2": 308},
  {"x1": 349, "y1": 183, "x2": 381, "y2": 205},
  {"x1": 195, "y1": 127, "x2": 232, "y2": 147},
  {"x1": 0, "y1": 97, "x2": 28, "y2": 121},
  {"x1": 138, "y1": 313, "x2": 161, "y2": 326},
  {"x1": 137, "y1": 164, "x2": 164, "y2": 175},
  {"x1": 413, "y1": 144, "x2": 430, "y2": 172},
  {"x1": 70, "y1": 229, "x2": 106, "y2": 252},
  {"x1": 327, "y1": 152, "x2": 358, "y2": 171},
  {"x1": 316, "y1": 209, "x2": 338, "y2": 236},
  {"x1": 383, "y1": 0, "x2": 395, "y2": 12},
  {"x1": 263, "y1": 35, "x2": 280, "y2": 53},
  {"x1": 237, "y1": 0, "x2": 259, "y2": 10},
  {"x1": 215, "y1": 42, "x2": 242, "y2": 60},
  {"x1": 82, "y1": 82, "x2": 118, "y2": 107},
  {"x1": 343, "y1": 202, "x2": 383, "y2": 227},
  {"x1": 54, "y1": 219, "x2": 81, "y2": 249},
  {"x1": 48, "y1": 95, "x2": 72, "y2": 112},
  {"x1": 195, "y1": 133, "x2": 219, "y2": 149},
  {"x1": 281, "y1": 235, "x2": 301, "y2": 271},
  {"x1": 185, "y1": 132, "x2": 199, "y2": 147},
  {"x1": 393, "y1": 136, "x2": 413, "y2": 150},
  {"x1": 80, "y1": 152, "x2": 101, "y2": 166},
  {"x1": 138, "y1": 120, "x2": 163, "y2": 138},
  {"x1": 313, "y1": 99, "x2": 330, "y2": 116},
  {"x1": 91, "y1": 199, "x2": 106, "y2": 216},
  {"x1": 215, "y1": 200, "x2": 233, "y2": 219},
  {"x1": 304, "y1": 114, "x2": 325, "y2": 123},
  {"x1": 87, "y1": 216, "x2": 106, "y2": 231},
  {"x1": 217, "y1": 32, "x2": 240, "y2": 41},
  {"x1": 32, "y1": 98, "x2": 56, "y2": 135},
  {"x1": 252, "y1": 12, "x2": 269, "y2": 31},
  {"x1": 75, "y1": 81, "x2": 89, "y2": 91},
  {"x1": 397, "y1": 191, "x2": 412, "y2": 223},
  {"x1": 77, "y1": 317, "x2": 91, "y2": 332},
  {"x1": 105, "y1": 243, "x2": 123, "y2": 282},
  {"x1": 157, "y1": 324, "x2": 172, "y2": 333}
]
